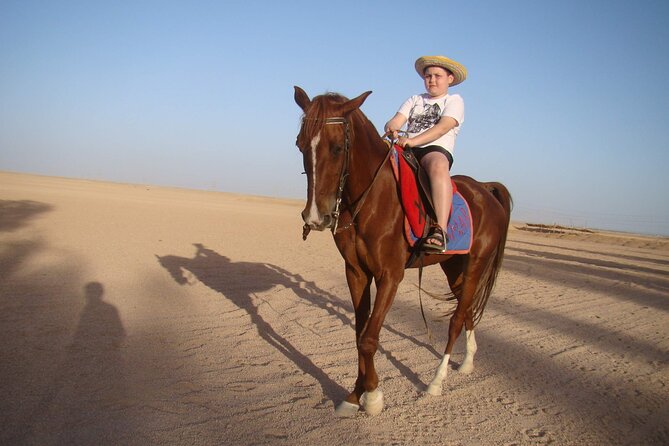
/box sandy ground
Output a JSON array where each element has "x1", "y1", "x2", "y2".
[{"x1": 1, "y1": 171, "x2": 667, "y2": 445}]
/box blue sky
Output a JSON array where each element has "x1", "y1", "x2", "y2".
[{"x1": 1, "y1": 0, "x2": 668, "y2": 235}]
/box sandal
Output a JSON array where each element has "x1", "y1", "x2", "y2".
[{"x1": 422, "y1": 224, "x2": 448, "y2": 253}]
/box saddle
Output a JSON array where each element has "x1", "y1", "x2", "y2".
[
  {"x1": 398, "y1": 146, "x2": 440, "y2": 235},
  {"x1": 389, "y1": 144, "x2": 472, "y2": 255}
]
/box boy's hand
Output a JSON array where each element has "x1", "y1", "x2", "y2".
[
  {"x1": 397, "y1": 137, "x2": 411, "y2": 148},
  {"x1": 383, "y1": 127, "x2": 399, "y2": 140}
]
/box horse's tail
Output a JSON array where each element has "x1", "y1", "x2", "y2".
[
  {"x1": 471, "y1": 182, "x2": 513, "y2": 326},
  {"x1": 486, "y1": 182, "x2": 513, "y2": 222}
]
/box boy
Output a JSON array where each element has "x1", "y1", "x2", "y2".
[{"x1": 384, "y1": 55, "x2": 466, "y2": 253}]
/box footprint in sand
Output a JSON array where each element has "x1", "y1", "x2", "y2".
[
  {"x1": 522, "y1": 427, "x2": 555, "y2": 444},
  {"x1": 495, "y1": 395, "x2": 540, "y2": 416}
]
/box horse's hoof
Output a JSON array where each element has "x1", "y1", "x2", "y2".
[
  {"x1": 361, "y1": 389, "x2": 384, "y2": 416},
  {"x1": 334, "y1": 401, "x2": 359, "y2": 417},
  {"x1": 458, "y1": 361, "x2": 474, "y2": 374},
  {"x1": 426, "y1": 382, "x2": 442, "y2": 396}
]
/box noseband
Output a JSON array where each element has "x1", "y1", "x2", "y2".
[{"x1": 301, "y1": 116, "x2": 391, "y2": 240}]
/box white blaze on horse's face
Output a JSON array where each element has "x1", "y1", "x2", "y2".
[
  {"x1": 300, "y1": 124, "x2": 343, "y2": 231},
  {"x1": 303, "y1": 132, "x2": 324, "y2": 229}
]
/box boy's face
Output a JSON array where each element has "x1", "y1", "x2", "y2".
[{"x1": 423, "y1": 66, "x2": 454, "y2": 98}]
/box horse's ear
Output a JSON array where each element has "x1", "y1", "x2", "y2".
[
  {"x1": 339, "y1": 91, "x2": 372, "y2": 116},
  {"x1": 294, "y1": 86, "x2": 311, "y2": 112}
]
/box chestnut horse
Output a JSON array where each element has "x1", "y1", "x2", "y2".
[{"x1": 294, "y1": 86, "x2": 512, "y2": 416}]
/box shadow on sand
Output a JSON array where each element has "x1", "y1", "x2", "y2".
[
  {"x1": 156, "y1": 244, "x2": 437, "y2": 406},
  {"x1": 157, "y1": 244, "x2": 349, "y2": 405},
  {"x1": 17, "y1": 282, "x2": 131, "y2": 444},
  {"x1": 0, "y1": 199, "x2": 52, "y2": 232}
]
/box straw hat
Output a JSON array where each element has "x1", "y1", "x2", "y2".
[{"x1": 415, "y1": 55, "x2": 467, "y2": 86}]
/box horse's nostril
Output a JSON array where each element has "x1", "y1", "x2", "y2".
[{"x1": 300, "y1": 208, "x2": 333, "y2": 231}]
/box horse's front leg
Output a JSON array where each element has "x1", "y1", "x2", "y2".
[
  {"x1": 334, "y1": 265, "x2": 372, "y2": 417},
  {"x1": 356, "y1": 273, "x2": 402, "y2": 415}
]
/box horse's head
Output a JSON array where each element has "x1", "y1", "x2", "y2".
[{"x1": 294, "y1": 86, "x2": 372, "y2": 232}]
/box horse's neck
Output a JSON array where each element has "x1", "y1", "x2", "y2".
[{"x1": 345, "y1": 125, "x2": 392, "y2": 200}]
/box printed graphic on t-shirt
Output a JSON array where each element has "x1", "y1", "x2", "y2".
[{"x1": 407, "y1": 103, "x2": 441, "y2": 133}]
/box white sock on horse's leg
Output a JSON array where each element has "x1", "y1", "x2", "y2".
[
  {"x1": 334, "y1": 400, "x2": 360, "y2": 417},
  {"x1": 361, "y1": 389, "x2": 384, "y2": 416},
  {"x1": 426, "y1": 353, "x2": 450, "y2": 396},
  {"x1": 458, "y1": 330, "x2": 477, "y2": 374}
]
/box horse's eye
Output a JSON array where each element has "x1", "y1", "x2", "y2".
[{"x1": 332, "y1": 145, "x2": 343, "y2": 155}]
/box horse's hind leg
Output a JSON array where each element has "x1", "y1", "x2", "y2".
[
  {"x1": 427, "y1": 257, "x2": 480, "y2": 395},
  {"x1": 458, "y1": 310, "x2": 477, "y2": 374},
  {"x1": 426, "y1": 308, "x2": 466, "y2": 395}
]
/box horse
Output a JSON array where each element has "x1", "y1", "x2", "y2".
[{"x1": 293, "y1": 86, "x2": 512, "y2": 416}]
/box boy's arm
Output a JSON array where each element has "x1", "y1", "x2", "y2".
[{"x1": 384, "y1": 113, "x2": 407, "y2": 138}]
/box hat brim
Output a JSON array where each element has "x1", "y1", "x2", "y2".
[{"x1": 415, "y1": 56, "x2": 467, "y2": 86}]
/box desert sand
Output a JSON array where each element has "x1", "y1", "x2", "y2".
[{"x1": 1, "y1": 171, "x2": 667, "y2": 445}]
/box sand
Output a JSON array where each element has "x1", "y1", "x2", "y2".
[{"x1": 1, "y1": 171, "x2": 667, "y2": 445}]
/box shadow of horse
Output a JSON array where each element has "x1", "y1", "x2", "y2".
[
  {"x1": 156, "y1": 244, "x2": 351, "y2": 406},
  {"x1": 156, "y1": 244, "x2": 435, "y2": 408}
]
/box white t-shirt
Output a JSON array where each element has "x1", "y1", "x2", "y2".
[{"x1": 397, "y1": 93, "x2": 465, "y2": 155}]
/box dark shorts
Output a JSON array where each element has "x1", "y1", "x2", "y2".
[{"x1": 412, "y1": 145, "x2": 454, "y2": 169}]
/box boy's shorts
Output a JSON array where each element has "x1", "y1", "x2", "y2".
[{"x1": 412, "y1": 145, "x2": 454, "y2": 169}]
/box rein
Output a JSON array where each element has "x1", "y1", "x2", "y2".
[{"x1": 302, "y1": 117, "x2": 391, "y2": 239}]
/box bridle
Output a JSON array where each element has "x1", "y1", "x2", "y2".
[{"x1": 301, "y1": 116, "x2": 391, "y2": 240}]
